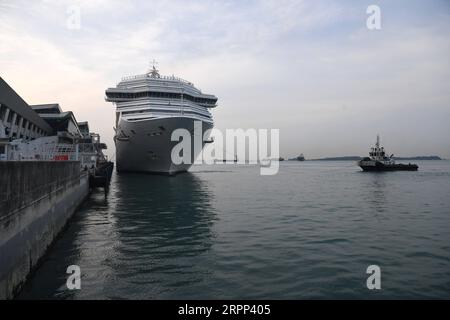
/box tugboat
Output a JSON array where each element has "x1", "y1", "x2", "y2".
[{"x1": 358, "y1": 135, "x2": 418, "y2": 172}]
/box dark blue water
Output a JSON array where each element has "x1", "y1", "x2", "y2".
[{"x1": 18, "y1": 161, "x2": 450, "y2": 299}]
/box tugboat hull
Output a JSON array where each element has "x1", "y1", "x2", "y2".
[{"x1": 358, "y1": 161, "x2": 418, "y2": 172}]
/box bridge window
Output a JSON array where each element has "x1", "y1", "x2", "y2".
[{"x1": 108, "y1": 91, "x2": 214, "y2": 101}]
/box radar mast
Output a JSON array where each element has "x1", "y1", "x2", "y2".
[{"x1": 148, "y1": 59, "x2": 160, "y2": 78}]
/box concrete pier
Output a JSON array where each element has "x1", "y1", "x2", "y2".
[{"x1": 0, "y1": 161, "x2": 89, "y2": 299}]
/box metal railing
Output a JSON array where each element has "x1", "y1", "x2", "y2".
[
  {"x1": 121, "y1": 73, "x2": 194, "y2": 86},
  {"x1": 5, "y1": 143, "x2": 98, "y2": 171}
]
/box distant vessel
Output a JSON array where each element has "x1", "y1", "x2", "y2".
[
  {"x1": 105, "y1": 62, "x2": 218, "y2": 174},
  {"x1": 214, "y1": 154, "x2": 237, "y2": 163},
  {"x1": 358, "y1": 135, "x2": 418, "y2": 171},
  {"x1": 288, "y1": 154, "x2": 305, "y2": 161}
]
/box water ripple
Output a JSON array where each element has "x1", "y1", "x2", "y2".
[{"x1": 16, "y1": 161, "x2": 450, "y2": 299}]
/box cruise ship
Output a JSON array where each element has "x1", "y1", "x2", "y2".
[{"x1": 105, "y1": 64, "x2": 218, "y2": 174}]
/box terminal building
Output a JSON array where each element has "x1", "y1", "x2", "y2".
[
  {"x1": 78, "y1": 121, "x2": 91, "y2": 138},
  {"x1": 0, "y1": 77, "x2": 53, "y2": 141},
  {"x1": 0, "y1": 77, "x2": 93, "y2": 160},
  {"x1": 30, "y1": 103, "x2": 83, "y2": 141}
]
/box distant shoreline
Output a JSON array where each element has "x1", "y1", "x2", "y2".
[{"x1": 303, "y1": 156, "x2": 443, "y2": 161}]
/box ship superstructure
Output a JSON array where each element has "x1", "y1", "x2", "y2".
[{"x1": 105, "y1": 64, "x2": 218, "y2": 174}]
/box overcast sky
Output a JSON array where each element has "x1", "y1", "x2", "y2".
[{"x1": 1, "y1": 0, "x2": 449, "y2": 159}]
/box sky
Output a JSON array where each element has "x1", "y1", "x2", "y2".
[{"x1": 1, "y1": 0, "x2": 449, "y2": 159}]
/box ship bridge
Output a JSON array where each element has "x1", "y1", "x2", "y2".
[{"x1": 105, "y1": 66, "x2": 218, "y2": 109}]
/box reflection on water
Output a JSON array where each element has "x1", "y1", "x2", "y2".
[
  {"x1": 106, "y1": 173, "x2": 217, "y2": 299},
  {"x1": 18, "y1": 172, "x2": 216, "y2": 299},
  {"x1": 113, "y1": 172, "x2": 216, "y2": 252},
  {"x1": 361, "y1": 172, "x2": 387, "y2": 214}
]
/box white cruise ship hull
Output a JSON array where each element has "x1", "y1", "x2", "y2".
[{"x1": 115, "y1": 117, "x2": 212, "y2": 175}]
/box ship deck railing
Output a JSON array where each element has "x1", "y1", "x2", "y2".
[{"x1": 120, "y1": 73, "x2": 194, "y2": 86}]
